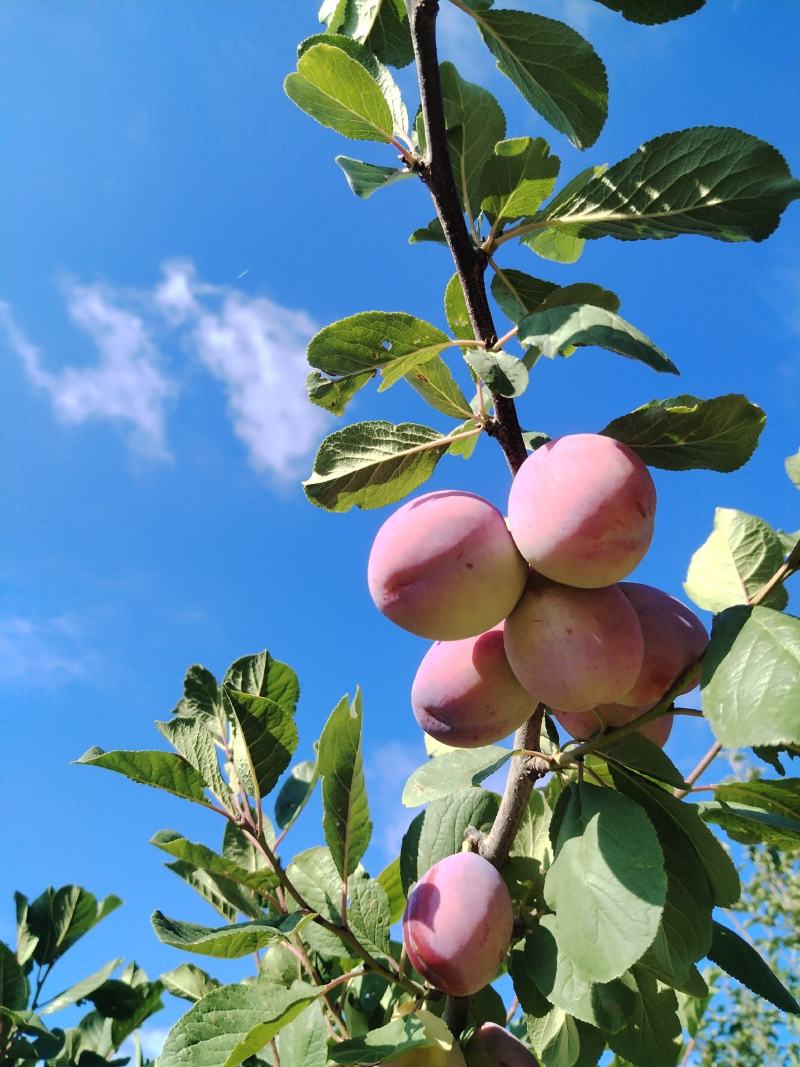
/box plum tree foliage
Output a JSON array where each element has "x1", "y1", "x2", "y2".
[{"x1": 5, "y1": 2, "x2": 800, "y2": 1065}]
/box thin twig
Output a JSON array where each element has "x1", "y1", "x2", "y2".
[
  {"x1": 506, "y1": 995, "x2": 520, "y2": 1025},
  {"x1": 674, "y1": 741, "x2": 723, "y2": 799}
]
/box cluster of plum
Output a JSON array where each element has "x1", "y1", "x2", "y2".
[{"x1": 369, "y1": 434, "x2": 709, "y2": 1052}]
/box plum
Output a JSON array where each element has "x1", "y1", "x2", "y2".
[
  {"x1": 503, "y1": 572, "x2": 644, "y2": 712},
  {"x1": 388, "y1": 1044, "x2": 467, "y2": 1067},
  {"x1": 553, "y1": 702, "x2": 674, "y2": 748},
  {"x1": 403, "y1": 852, "x2": 513, "y2": 996},
  {"x1": 367, "y1": 490, "x2": 528, "y2": 640},
  {"x1": 617, "y1": 582, "x2": 708, "y2": 706},
  {"x1": 507, "y1": 434, "x2": 656, "y2": 588},
  {"x1": 465, "y1": 1023, "x2": 540, "y2": 1067},
  {"x1": 411, "y1": 625, "x2": 537, "y2": 748}
]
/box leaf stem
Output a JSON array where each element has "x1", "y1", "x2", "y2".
[{"x1": 674, "y1": 741, "x2": 723, "y2": 800}]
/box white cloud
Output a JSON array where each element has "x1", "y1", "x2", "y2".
[
  {"x1": 365, "y1": 739, "x2": 425, "y2": 859},
  {"x1": 0, "y1": 614, "x2": 98, "y2": 685},
  {"x1": 0, "y1": 285, "x2": 174, "y2": 461}
]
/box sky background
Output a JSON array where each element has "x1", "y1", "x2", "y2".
[{"x1": 1, "y1": 0, "x2": 799, "y2": 1053}]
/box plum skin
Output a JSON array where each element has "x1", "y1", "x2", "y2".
[
  {"x1": 403, "y1": 852, "x2": 513, "y2": 997},
  {"x1": 617, "y1": 582, "x2": 708, "y2": 707},
  {"x1": 507, "y1": 434, "x2": 656, "y2": 588},
  {"x1": 465, "y1": 1023, "x2": 540, "y2": 1067},
  {"x1": 503, "y1": 572, "x2": 644, "y2": 713},
  {"x1": 388, "y1": 1045, "x2": 467, "y2": 1067},
  {"x1": 553, "y1": 702, "x2": 674, "y2": 748},
  {"x1": 411, "y1": 625, "x2": 537, "y2": 748},
  {"x1": 367, "y1": 490, "x2": 528, "y2": 641}
]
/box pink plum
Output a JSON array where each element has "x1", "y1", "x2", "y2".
[
  {"x1": 403, "y1": 852, "x2": 513, "y2": 997},
  {"x1": 507, "y1": 434, "x2": 656, "y2": 588},
  {"x1": 503, "y1": 572, "x2": 644, "y2": 712},
  {"x1": 411, "y1": 625, "x2": 537, "y2": 748},
  {"x1": 553, "y1": 702, "x2": 674, "y2": 748},
  {"x1": 617, "y1": 582, "x2": 708, "y2": 707},
  {"x1": 465, "y1": 1023, "x2": 540, "y2": 1067},
  {"x1": 368, "y1": 491, "x2": 528, "y2": 640}
]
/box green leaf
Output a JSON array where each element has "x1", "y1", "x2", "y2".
[
  {"x1": 150, "y1": 830, "x2": 279, "y2": 893},
  {"x1": 156, "y1": 717, "x2": 231, "y2": 807},
  {"x1": 537, "y1": 282, "x2": 621, "y2": 316},
  {"x1": 335, "y1": 156, "x2": 412, "y2": 198},
  {"x1": 223, "y1": 650, "x2": 300, "y2": 717},
  {"x1": 786, "y1": 448, "x2": 800, "y2": 489},
  {"x1": 684, "y1": 508, "x2": 788, "y2": 612},
  {"x1": 409, "y1": 216, "x2": 447, "y2": 244},
  {"x1": 518, "y1": 305, "x2": 678, "y2": 374},
  {"x1": 594, "y1": 0, "x2": 705, "y2": 24},
  {"x1": 702, "y1": 605, "x2": 800, "y2": 747},
  {"x1": 708, "y1": 921, "x2": 799, "y2": 1013},
  {"x1": 39, "y1": 958, "x2": 121, "y2": 1015},
  {"x1": 376, "y1": 857, "x2": 406, "y2": 924},
  {"x1": 752, "y1": 743, "x2": 800, "y2": 776},
  {"x1": 0, "y1": 941, "x2": 28, "y2": 1011},
  {"x1": 284, "y1": 848, "x2": 348, "y2": 959},
  {"x1": 307, "y1": 369, "x2": 374, "y2": 415},
  {"x1": 700, "y1": 801, "x2": 800, "y2": 851},
  {"x1": 275, "y1": 760, "x2": 319, "y2": 830},
  {"x1": 602, "y1": 394, "x2": 765, "y2": 472},
  {"x1": 151, "y1": 912, "x2": 313, "y2": 960},
  {"x1": 159, "y1": 979, "x2": 318, "y2": 1067},
  {"x1": 526, "y1": 1006, "x2": 581, "y2": 1067},
  {"x1": 329, "y1": 1014, "x2": 430, "y2": 1064},
  {"x1": 440, "y1": 61, "x2": 506, "y2": 218},
  {"x1": 277, "y1": 999, "x2": 327, "y2": 1067},
  {"x1": 468, "y1": 9, "x2": 608, "y2": 149},
  {"x1": 76, "y1": 747, "x2": 213, "y2": 807},
  {"x1": 347, "y1": 871, "x2": 391, "y2": 957},
  {"x1": 491, "y1": 269, "x2": 559, "y2": 323},
  {"x1": 171, "y1": 664, "x2": 221, "y2": 723},
  {"x1": 303, "y1": 420, "x2": 453, "y2": 512},
  {"x1": 160, "y1": 964, "x2": 220, "y2": 1003},
  {"x1": 24, "y1": 887, "x2": 123, "y2": 966},
  {"x1": 599, "y1": 734, "x2": 689, "y2": 790},
  {"x1": 444, "y1": 273, "x2": 472, "y2": 344},
  {"x1": 224, "y1": 689, "x2": 298, "y2": 804},
  {"x1": 606, "y1": 967, "x2": 682, "y2": 1067},
  {"x1": 405, "y1": 357, "x2": 473, "y2": 419},
  {"x1": 401, "y1": 745, "x2": 511, "y2": 807},
  {"x1": 400, "y1": 786, "x2": 499, "y2": 892},
  {"x1": 464, "y1": 349, "x2": 529, "y2": 397},
  {"x1": 318, "y1": 690, "x2": 372, "y2": 879},
  {"x1": 525, "y1": 227, "x2": 585, "y2": 264},
  {"x1": 536, "y1": 126, "x2": 800, "y2": 242},
  {"x1": 481, "y1": 136, "x2": 560, "y2": 223},
  {"x1": 716, "y1": 777, "x2": 800, "y2": 820},
  {"x1": 526, "y1": 918, "x2": 637, "y2": 1032},
  {"x1": 363, "y1": 0, "x2": 414, "y2": 69},
  {"x1": 285, "y1": 43, "x2": 395, "y2": 142},
  {"x1": 544, "y1": 784, "x2": 666, "y2": 983}
]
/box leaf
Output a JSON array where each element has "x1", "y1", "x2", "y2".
[
  {"x1": 160, "y1": 964, "x2": 220, "y2": 1003},
  {"x1": 224, "y1": 689, "x2": 298, "y2": 804},
  {"x1": 347, "y1": 871, "x2": 391, "y2": 957},
  {"x1": 0, "y1": 942, "x2": 28, "y2": 1011},
  {"x1": 150, "y1": 830, "x2": 279, "y2": 893},
  {"x1": 468, "y1": 9, "x2": 608, "y2": 149},
  {"x1": 480, "y1": 136, "x2": 561, "y2": 224},
  {"x1": 602, "y1": 394, "x2": 765, "y2": 472},
  {"x1": 39, "y1": 958, "x2": 121, "y2": 1015},
  {"x1": 526, "y1": 1006, "x2": 581, "y2": 1067},
  {"x1": 171, "y1": 664, "x2": 221, "y2": 723},
  {"x1": 76, "y1": 747, "x2": 213, "y2": 807},
  {"x1": 544, "y1": 783, "x2": 666, "y2": 983},
  {"x1": 405, "y1": 357, "x2": 473, "y2": 419},
  {"x1": 335, "y1": 156, "x2": 412, "y2": 198},
  {"x1": 275, "y1": 760, "x2": 319, "y2": 830},
  {"x1": 409, "y1": 216, "x2": 446, "y2": 244},
  {"x1": 491, "y1": 269, "x2": 559, "y2": 323},
  {"x1": 444, "y1": 273, "x2": 472, "y2": 344},
  {"x1": 363, "y1": 0, "x2": 414, "y2": 69},
  {"x1": 151, "y1": 912, "x2": 313, "y2": 960},
  {"x1": 464, "y1": 349, "x2": 529, "y2": 397},
  {"x1": 525, "y1": 918, "x2": 637, "y2": 1032},
  {"x1": 159, "y1": 979, "x2": 318, "y2": 1067},
  {"x1": 318, "y1": 690, "x2": 372, "y2": 879},
  {"x1": 700, "y1": 801, "x2": 800, "y2": 851},
  {"x1": 24, "y1": 887, "x2": 123, "y2": 966},
  {"x1": 525, "y1": 227, "x2": 585, "y2": 264},
  {"x1": 594, "y1": 0, "x2": 705, "y2": 24},
  {"x1": 536, "y1": 126, "x2": 800, "y2": 242},
  {"x1": 606, "y1": 967, "x2": 682, "y2": 1067},
  {"x1": 303, "y1": 420, "x2": 452, "y2": 512},
  {"x1": 786, "y1": 448, "x2": 800, "y2": 489},
  {"x1": 599, "y1": 734, "x2": 689, "y2": 790},
  {"x1": 400, "y1": 786, "x2": 499, "y2": 892},
  {"x1": 440, "y1": 61, "x2": 506, "y2": 217},
  {"x1": 710, "y1": 921, "x2": 800, "y2": 1013},
  {"x1": 684, "y1": 508, "x2": 788, "y2": 612},
  {"x1": 277, "y1": 999, "x2": 327, "y2": 1067},
  {"x1": 223, "y1": 650, "x2": 300, "y2": 717},
  {"x1": 285, "y1": 43, "x2": 394, "y2": 142},
  {"x1": 377, "y1": 857, "x2": 406, "y2": 923},
  {"x1": 284, "y1": 848, "x2": 348, "y2": 959},
  {"x1": 329, "y1": 1014, "x2": 430, "y2": 1064},
  {"x1": 156, "y1": 717, "x2": 231, "y2": 807},
  {"x1": 701, "y1": 605, "x2": 800, "y2": 747},
  {"x1": 517, "y1": 305, "x2": 678, "y2": 374},
  {"x1": 752, "y1": 743, "x2": 800, "y2": 776},
  {"x1": 537, "y1": 282, "x2": 621, "y2": 315},
  {"x1": 401, "y1": 745, "x2": 511, "y2": 807},
  {"x1": 307, "y1": 368, "x2": 373, "y2": 415}
]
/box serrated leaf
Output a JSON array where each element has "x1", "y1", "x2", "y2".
[
  {"x1": 156, "y1": 717, "x2": 231, "y2": 807},
  {"x1": 285, "y1": 43, "x2": 395, "y2": 142},
  {"x1": 599, "y1": 734, "x2": 689, "y2": 790},
  {"x1": 307, "y1": 368, "x2": 374, "y2": 415},
  {"x1": 336, "y1": 156, "x2": 412, "y2": 198},
  {"x1": 534, "y1": 126, "x2": 800, "y2": 242},
  {"x1": 700, "y1": 801, "x2": 800, "y2": 851},
  {"x1": 225, "y1": 690, "x2": 297, "y2": 810},
  {"x1": 284, "y1": 848, "x2": 348, "y2": 959},
  {"x1": 303, "y1": 420, "x2": 452, "y2": 511},
  {"x1": 160, "y1": 964, "x2": 220, "y2": 1003},
  {"x1": 0, "y1": 941, "x2": 28, "y2": 1012},
  {"x1": 468, "y1": 9, "x2": 608, "y2": 149},
  {"x1": 752, "y1": 743, "x2": 800, "y2": 776},
  {"x1": 364, "y1": 0, "x2": 414, "y2": 68},
  {"x1": 524, "y1": 226, "x2": 585, "y2": 264},
  {"x1": 171, "y1": 664, "x2": 221, "y2": 723},
  {"x1": 165, "y1": 859, "x2": 262, "y2": 921},
  {"x1": 602, "y1": 394, "x2": 765, "y2": 472},
  {"x1": 491, "y1": 269, "x2": 559, "y2": 323},
  {"x1": 518, "y1": 304, "x2": 677, "y2": 374},
  {"x1": 329, "y1": 1014, "x2": 430, "y2": 1064},
  {"x1": 152, "y1": 912, "x2": 313, "y2": 960},
  {"x1": 400, "y1": 786, "x2": 499, "y2": 892},
  {"x1": 480, "y1": 136, "x2": 561, "y2": 223},
  {"x1": 376, "y1": 857, "x2": 405, "y2": 923},
  {"x1": 76, "y1": 747, "x2": 213, "y2": 807},
  {"x1": 786, "y1": 448, "x2": 800, "y2": 489},
  {"x1": 526, "y1": 1006, "x2": 581, "y2": 1067},
  {"x1": 277, "y1": 999, "x2": 327, "y2": 1067},
  {"x1": 594, "y1": 0, "x2": 705, "y2": 24},
  {"x1": 223, "y1": 651, "x2": 300, "y2": 717},
  {"x1": 405, "y1": 357, "x2": 473, "y2": 419},
  {"x1": 708, "y1": 921, "x2": 799, "y2": 1013},
  {"x1": 440, "y1": 61, "x2": 507, "y2": 217},
  {"x1": 544, "y1": 783, "x2": 666, "y2": 983},
  {"x1": 347, "y1": 872, "x2": 391, "y2": 957},
  {"x1": 702, "y1": 606, "x2": 800, "y2": 748},
  {"x1": 685, "y1": 508, "x2": 788, "y2": 612},
  {"x1": 150, "y1": 830, "x2": 279, "y2": 894},
  {"x1": 444, "y1": 272, "x2": 473, "y2": 344},
  {"x1": 275, "y1": 760, "x2": 319, "y2": 831},
  {"x1": 318, "y1": 690, "x2": 372, "y2": 878},
  {"x1": 465, "y1": 349, "x2": 529, "y2": 397},
  {"x1": 606, "y1": 967, "x2": 682, "y2": 1067},
  {"x1": 402, "y1": 745, "x2": 511, "y2": 807},
  {"x1": 159, "y1": 979, "x2": 318, "y2": 1067}
]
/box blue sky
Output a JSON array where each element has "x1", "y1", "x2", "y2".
[{"x1": 1, "y1": 0, "x2": 799, "y2": 1049}]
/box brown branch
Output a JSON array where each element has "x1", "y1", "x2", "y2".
[{"x1": 674, "y1": 741, "x2": 723, "y2": 800}]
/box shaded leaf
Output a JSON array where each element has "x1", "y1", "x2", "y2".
[
  {"x1": 464, "y1": 349, "x2": 529, "y2": 397},
  {"x1": 151, "y1": 912, "x2": 313, "y2": 960},
  {"x1": 277, "y1": 998, "x2": 327, "y2": 1067},
  {"x1": 156, "y1": 717, "x2": 231, "y2": 807},
  {"x1": 76, "y1": 747, "x2": 213, "y2": 807},
  {"x1": 39, "y1": 958, "x2": 121, "y2": 1015},
  {"x1": 160, "y1": 963, "x2": 220, "y2": 1003},
  {"x1": 225, "y1": 689, "x2": 298, "y2": 804},
  {"x1": 347, "y1": 872, "x2": 391, "y2": 957},
  {"x1": 480, "y1": 136, "x2": 561, "y2": 223},
  {"x1": 440, "y1": 61, "x2": 507, "y2": 217},
  {"x1": 275, "y1": 760, "x2": 319, "y2": 831},
  {"x1": 402, "y1": 745, "x2": 511, "y2": 807},
  {"x1": 376, "y1": 857, "x2": 405, "y2": 924},
  {"x1": 405, "y1": 357, "x2": 473, "y2": 419},
  {"x1": 318, "y1": 690, "x2": 372, "y2": 878},
  {"x1": 329, "y1": 1014, "x2": 430, "y2": 1064},
  {"x1": 336, "y1": 156, "x2": 412, "y2": 198},
  {"x1": 594, "y1": 0, "x2": 705, "y2": 24},
  {"x1": 150, "y1": 830, "x2": 279, "y2": 894},
  {"x1": 491, "y1": 269, "x2": 559, "y2": 323},
  {"x1": 223, "y1": 651, "x2": 300, "y2": 717},
  {"x1": 606, "y1": 967, "x2": 682, "y2": 1067},
  {"x1": 25, "y1": 887, "x2": 122, "y2": 966},
  {"x1": 0, "y1": 942, "x2": 28, "y2": 1012},
  {"x1": 400, "y1": 787, "x2": 499, "y2": 892},
  {"x1": 708, "y1": 921, "x2": 799, "y2": 1013}
]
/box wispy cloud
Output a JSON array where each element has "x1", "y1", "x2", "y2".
[
  {"x1": 365, "y1": 738, "x2": 425, "y2": 859},
  {"x1": 0, "y1": 613, "x2": 98, "y2": 686}
]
